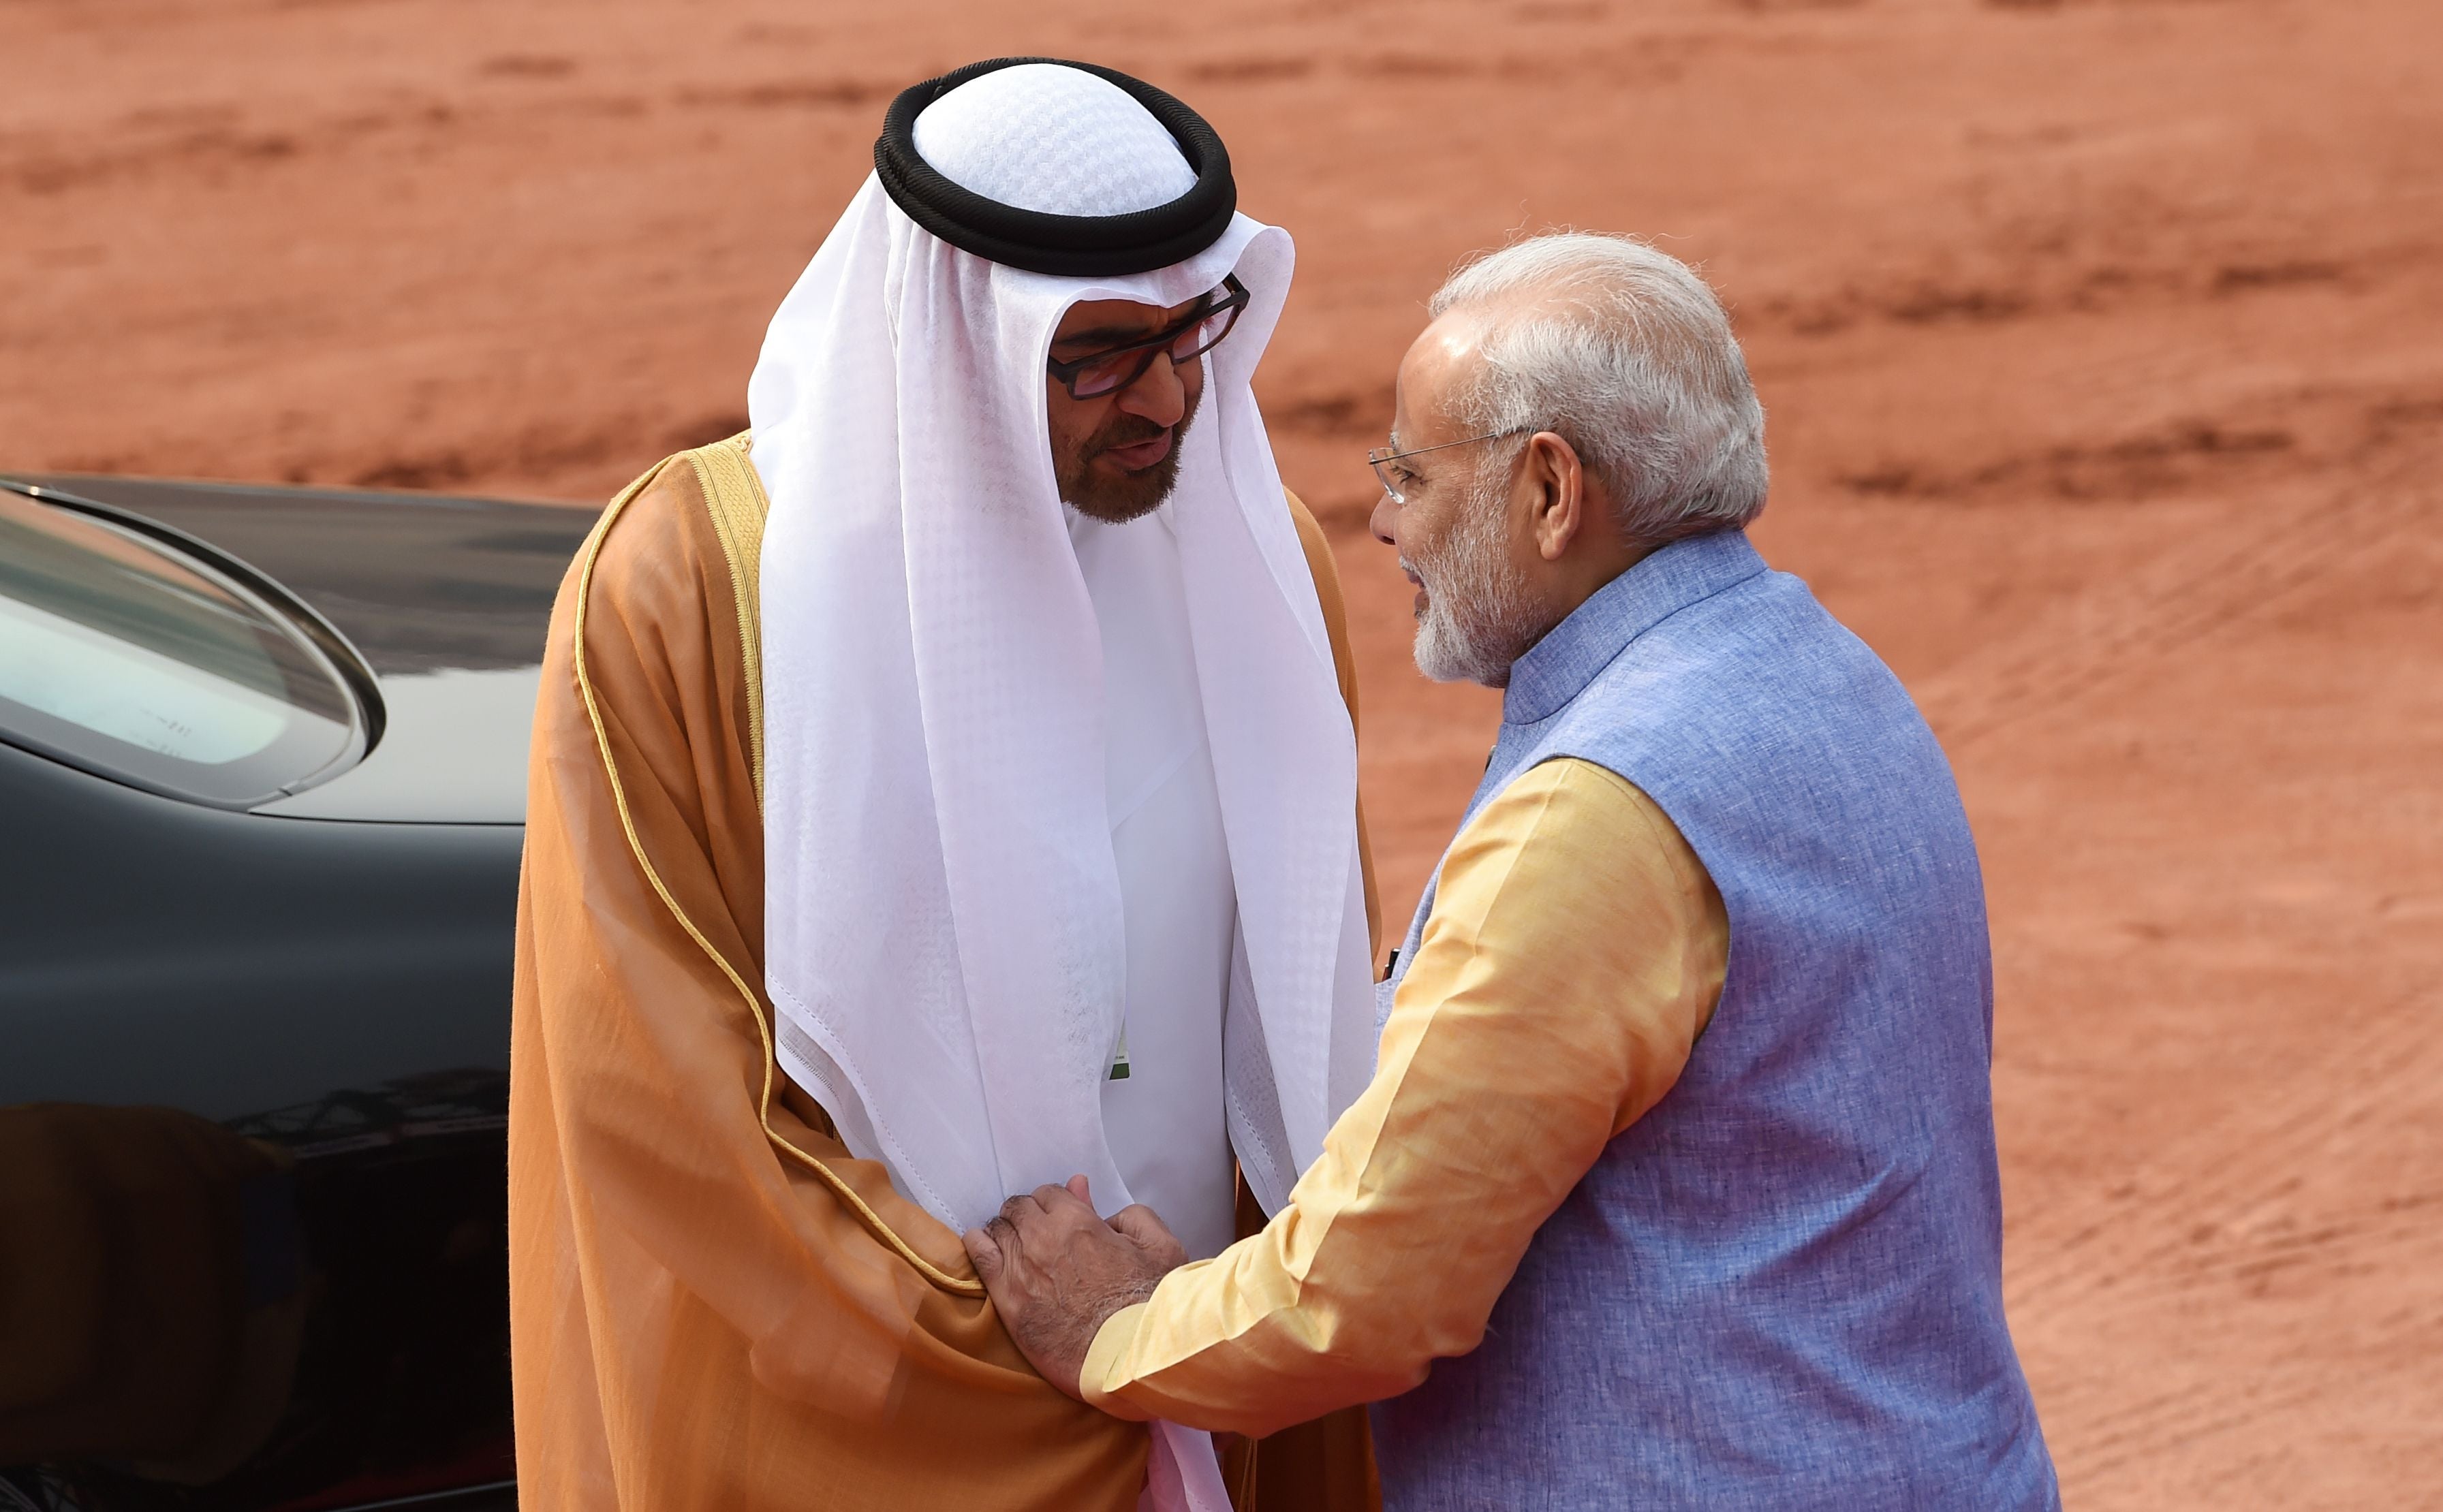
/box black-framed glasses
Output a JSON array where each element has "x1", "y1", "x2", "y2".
[
  {"x1": 1367, "y1": 429, "x2": 1526, "y2": 503},
  {"x1": 1046, "y1": 275, "x2": 1250, "y2": 400}
]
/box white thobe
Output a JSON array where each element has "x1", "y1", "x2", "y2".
[{"x1": 1068, "y1": 501, "x2": 1240, "y2": 1260}]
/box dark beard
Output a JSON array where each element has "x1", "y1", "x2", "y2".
[{"x1": 1056, "y1": 386, "x2": 1203, "y2": 523}]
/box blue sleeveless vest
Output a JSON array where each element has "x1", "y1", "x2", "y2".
[{"x1": 1371, "y1": 531, "x2": 2057, "y2": 1511}]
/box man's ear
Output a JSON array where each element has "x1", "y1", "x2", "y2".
[{"x1": 1526, "y1": 430, "x2": 1584, "y2": 562}]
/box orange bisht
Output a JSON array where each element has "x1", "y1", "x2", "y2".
[{"x1": 507, "y1": 435, "x2": 1375, "y2": 1512}]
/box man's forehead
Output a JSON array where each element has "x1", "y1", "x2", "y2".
[
  {"x1": 1413, "y1": 311, "x2": 1489, "y2": 375},
  {"x1": 1392, "y1": 315, "x2": 1483, "y2": 444},
  {"x1": 1054, "y1": 290, "x2": 1205, "y2": 343}
]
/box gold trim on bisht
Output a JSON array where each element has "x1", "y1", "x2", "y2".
[
  {"x1": 685, "y1": 431, "x2": 770, "y2": 802},
  {"x1": 572, "y1": 436, "x2": 986, "y2": 1300}
]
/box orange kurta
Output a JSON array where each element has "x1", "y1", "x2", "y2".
[
  {"x1": 508, "y1": 436, "x2": 1375, "y2": 1511},
  {"x1": 1083, "y1": 761, "x2": 1727, "y2": 1436}
]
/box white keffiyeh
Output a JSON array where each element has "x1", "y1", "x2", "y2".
[{"x1": 747, "y1": 63, "x2": 1378, "y2": 1510}]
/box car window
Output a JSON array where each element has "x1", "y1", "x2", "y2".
[{"x1": 0, "y1": 490, "x2": 364, "y2": 806}]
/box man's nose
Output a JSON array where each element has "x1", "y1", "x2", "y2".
[
  {"x1": 1369, "y1": 490, "x2": 1399, "y2": 548},
  {"x1": 1116, "y1": 358, "x2": 1188, "y2": 428}
]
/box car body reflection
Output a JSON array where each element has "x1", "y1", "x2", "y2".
[{"x1": 1, "y1": 473, "x2": 598, "y2": 1512}]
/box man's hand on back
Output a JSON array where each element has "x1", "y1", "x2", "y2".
[{"x1": 965, "y1": 1175, "x2": 1188, "y2": 1401}]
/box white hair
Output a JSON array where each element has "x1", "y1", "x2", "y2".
[{"x1": 1428, "y1": 232, "x2": 1768, "y2": 542}]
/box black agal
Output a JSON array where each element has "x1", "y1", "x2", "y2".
[{"x1": 874, "y1": 58, "x2": 1237, "y2": 278}]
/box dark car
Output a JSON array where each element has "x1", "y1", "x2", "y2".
[{"x1": 1, "y1": 473, "x2": 602, "y2": 1512}]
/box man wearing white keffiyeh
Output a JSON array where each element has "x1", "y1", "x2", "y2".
[{"x1": 508, "y1": 57, "x2": 1382, "y2": 1512}]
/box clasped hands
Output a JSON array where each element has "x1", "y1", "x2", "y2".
[{"x1": 963, "y1": 1175, "x2": 1188, "y2": 1401}]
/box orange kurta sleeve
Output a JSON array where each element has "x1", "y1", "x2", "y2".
[
  {"x1": 506, "y1": 452, "x2": 1149, "y2": 1511},
  {"x1": 1079, "y1": 760, "x2": 1728, "y2": 1438}
]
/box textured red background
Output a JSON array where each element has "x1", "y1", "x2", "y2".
[{"x1": 6, "y1": 1, "x2": 2439, "y2": 1502}]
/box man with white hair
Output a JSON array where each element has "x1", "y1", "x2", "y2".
[
  {"x1": 971, "y1": 233, "x2": 2063, "y2": 1509},
  {"x1": 509, "y1": 59, "x2": 1380, "y2": 1511}
]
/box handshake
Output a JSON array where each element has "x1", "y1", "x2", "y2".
[{"x1": 963, "y1": 1176, "x2": 1189, "y2": 1404}]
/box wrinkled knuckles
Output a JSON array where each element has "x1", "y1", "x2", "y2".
[{"x1": 982, "y1": 1214, "x2": 1024, "y2": 1265}]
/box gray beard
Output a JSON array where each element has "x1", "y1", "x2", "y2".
[{"x1": 1407, "y1": 474, "x2": 1546, "y2": 688}]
